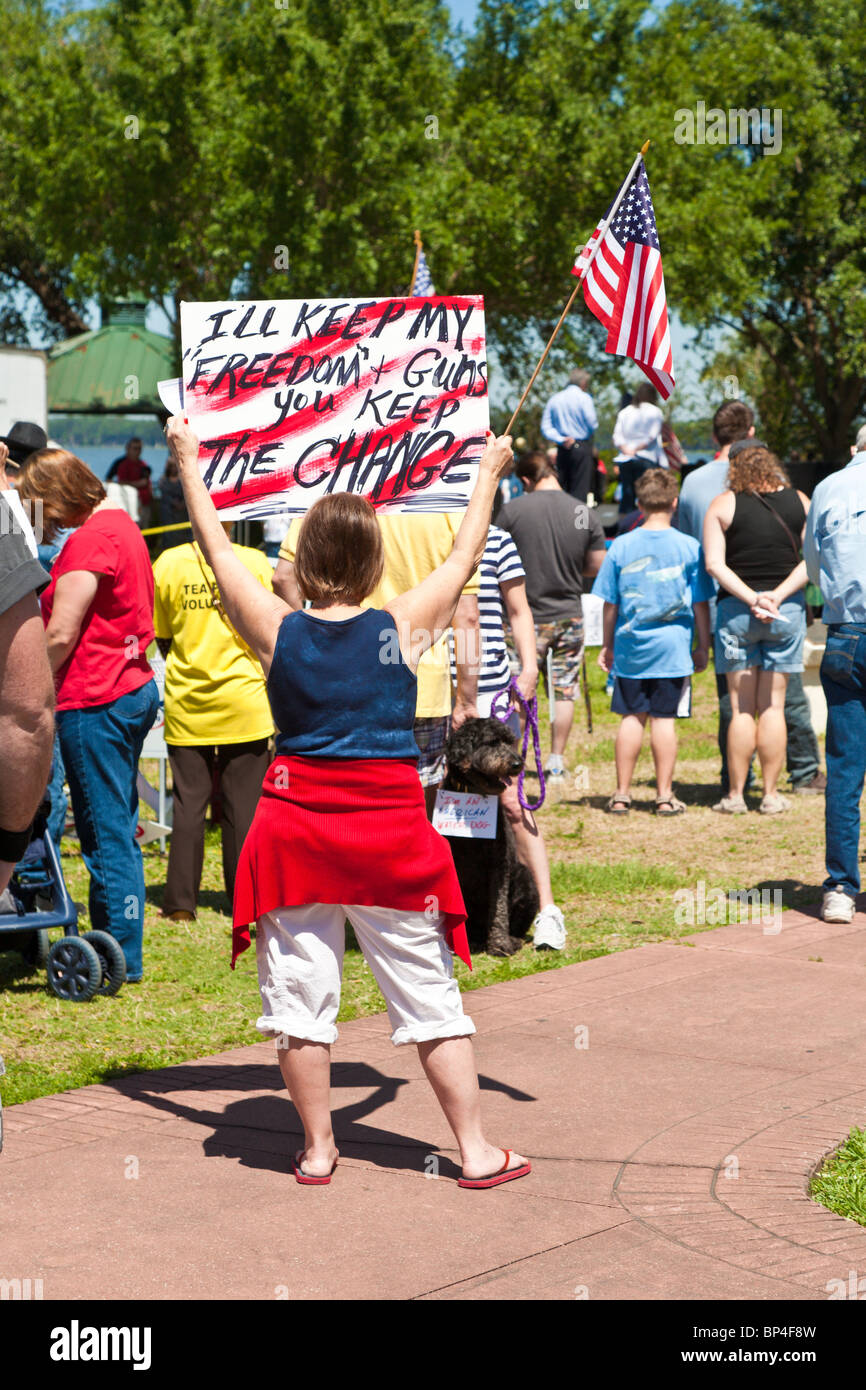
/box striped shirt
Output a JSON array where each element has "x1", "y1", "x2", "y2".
[{"x1": 450, "y1": 526, "x2": 525, "y2": 696}]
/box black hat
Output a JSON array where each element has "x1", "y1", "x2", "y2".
[
  {"x1": 728, "y1": 437, "x2": 767, "y2": 458},
  {"x1": 0, "y1": 420, "x2": 48, "y2": 466}
]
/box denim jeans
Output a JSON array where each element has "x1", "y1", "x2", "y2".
[
  {"x1": 46, "y1": 732, "x2": 68, "y2": 847},
  {"x1": 820, "y1": 624, "x2": 866, "y2": 899},
  {"x1": 56, "y1": 679, "x2": 159, "y2": 979}
]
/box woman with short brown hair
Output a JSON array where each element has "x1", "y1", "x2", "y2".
[
  {"x1": 703, "y1": 446, "x2": 810, "y2": 815},
  {"x1": 17, "y1": 450, "x2": 158, "y2": 982},
  {"x1": 167, "y1": 416, "x2": 530, "y2": 1190}
]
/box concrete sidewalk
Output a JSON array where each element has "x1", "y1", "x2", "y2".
[{"x1": 3, "y1": 908, "x2": 866, "y2": 1301}]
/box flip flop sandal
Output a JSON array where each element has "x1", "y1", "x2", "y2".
[
  {"x1": 655, "y1": 796, "x2": 686, "y2": 816},
  {"x1": 293, "y1": 1150, "x2": 338, "y2": 1185},
  {"x1": 457, "y1": 1149, "x2": 532, "y2": 1190},
  {"x1": 605, "y1": 794, "x2": 631, "y2": 815}
]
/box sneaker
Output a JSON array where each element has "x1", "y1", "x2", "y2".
[
  {"x1": 532, "y1": 905, "x2": 566, "y2": 951},
  {"x1": 712, "y1": 794, "x2": 748, "y2": 814},
  {"x1": 821, "y1": 887, "x2": 855, "y2": 924},
  {"x1": 793, "y1": 771, "x2": 827, "y2": 795},
  {"x1": 759, "y1": 793, "x2": 790, "y2": 815}
]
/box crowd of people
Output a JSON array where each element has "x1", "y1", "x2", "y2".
[{"x1": 1, "y1": 379, "x2": 865, "y2": 1184}]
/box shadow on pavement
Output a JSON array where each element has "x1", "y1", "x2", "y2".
[{"x1": 118, "y1": 1061, "x2": 536, "y2": 1179}]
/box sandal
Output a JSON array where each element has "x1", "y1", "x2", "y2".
[
  {"x1": 655, "y1": 795, "x2": 686, "y2": 816},
  {"x1": 457, "y1": 1149, "x2": 532, "y2": 1190},
  {"x1": 293, "y1": 1150, "x2": 338, "y2": 1185},
  {"x1": 606, "y1": 793, "x2": 631, "y2": 815}
]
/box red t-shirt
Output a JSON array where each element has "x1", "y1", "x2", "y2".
[
  {"x1": 42, "y1": 508, "x2": 155, "y2": 711},
  {"x1": 115, "y1": 457, "x2": 153, "y2": 505}
]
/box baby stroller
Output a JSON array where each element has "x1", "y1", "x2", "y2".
[{"x1": 0, "y1": 801, "x2": 126, "y2": 1001}]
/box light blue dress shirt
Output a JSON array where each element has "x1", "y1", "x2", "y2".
[
  {"x1": 541, "y1": 383, "x2": 598, "y2": 445},
  {"x1": 804, "y1": 452, "x2": 866, "y2": 625},
  {"x1": 674, "y1": 455, "x2": 730, "y2": 543}
]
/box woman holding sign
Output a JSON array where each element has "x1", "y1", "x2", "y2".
[{"x1": 166, "y1": 416, "x2": 530, "y2": 1190}]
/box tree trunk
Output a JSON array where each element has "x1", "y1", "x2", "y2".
[{"x1": 12, "y1": 256, "x2": 89, "y2": 338}]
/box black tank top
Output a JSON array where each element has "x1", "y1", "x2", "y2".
[{"x1": 718, "y1": 488, "x2": 806, "y2": 598}]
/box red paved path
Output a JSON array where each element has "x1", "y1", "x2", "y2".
[{"x1": 3, "y1": 908, "x2": 866, "y2": 1300}]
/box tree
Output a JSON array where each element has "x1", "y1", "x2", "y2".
[
  {"x1": 634, "y1": 0, "x2": 866, "y2": 457},
  {"x1": 0, "y1": 0, "x2": 95, "y2": 340}
]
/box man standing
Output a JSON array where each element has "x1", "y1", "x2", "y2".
[
  {"x1": 541, "y1": 368, "x2": 599, "y2": 503},
  {"x1": 804, "y1": 424, "x2": 866, "y2": 924},
  {"x1": 106, "y1": 438, "x2": 153, "y2": 521},
  {"x1": 499, "y1": 450, "x2": 606, "y2": 778},
  {"x1": 676, "y1": 399, "x2": 824, "y2": 797}
]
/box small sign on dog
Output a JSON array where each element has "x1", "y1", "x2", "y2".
[{"x1": 432, "y1": 790, "x2": 498, "y2": 839}]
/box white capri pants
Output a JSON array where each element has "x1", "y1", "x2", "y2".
[{"x1": 255, "y1": 903, "x2": 476, "y2": 1047}]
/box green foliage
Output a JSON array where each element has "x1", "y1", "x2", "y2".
[
  {"x1": 636, "y1": 0, "x2": 866, "y2": 454},
  {"x1": 811, "y1": 1127, "x2": 866, "y2": 1228},
  {"x1": 2, "y1": 0, "x2": 866, "y2": 450}
]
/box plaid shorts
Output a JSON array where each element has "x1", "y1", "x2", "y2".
[
  {"x1": 413, "y1": 715, "x2": 450, "y2": 788},
  {"x1": 534, "y1": 616, "x2": 585, "y2": 701}
]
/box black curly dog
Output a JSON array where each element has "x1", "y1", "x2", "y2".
[{"x1": 441, "y1": 718, "x2": 539, "y2": 956}]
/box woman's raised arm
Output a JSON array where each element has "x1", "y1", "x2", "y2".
[
  {"x1": 385, "y1": 432, "x2": 513, "y2": 670},
  {"x1": 166, "y1": 416, "x2": 290, "y2": 673}
]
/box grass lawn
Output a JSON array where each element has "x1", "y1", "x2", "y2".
[
  {"x1": 0, "y1": 657, "x2": 832, "y2": 1106},
  {"x1": 811, "y1": 1128, "x2": 866, "y2": 1228}
]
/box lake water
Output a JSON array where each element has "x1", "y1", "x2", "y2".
[{"x1": 61, "y1": 443, "x2": 171, "y2": 482}]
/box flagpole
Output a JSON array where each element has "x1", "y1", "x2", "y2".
[
  {"x1": 409, "y1": 229, "x2": 423, "y2": 296},
  {"x1": 504, "y1": 140, "x2": 650, "y2": 436}
]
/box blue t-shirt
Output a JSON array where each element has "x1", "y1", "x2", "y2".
[{"x1": 592, "y1": 526, "x2": 714, "y2": 678}]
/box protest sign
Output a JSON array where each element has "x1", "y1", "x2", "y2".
[
  {"x1": 179, "y1": 296, "x2": 489, "y2": 520},
  {"x1": 432, "y1": 789, "x2": 498, "y2": 839},
  {"x1": 581, "y1": 591, "x2": 604, "y2": 647}
]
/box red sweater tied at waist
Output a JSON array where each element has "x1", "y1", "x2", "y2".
[{"x1": 232, "y1": 755, "x2": 471, "y2": 970}]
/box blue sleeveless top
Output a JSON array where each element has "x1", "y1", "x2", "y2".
[{"x1": 268, "y1": 608, "x2": 420, "y2": 761}]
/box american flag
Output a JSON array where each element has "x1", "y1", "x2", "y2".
[
  {"x1": 412, "y1": 246, "x2": 435, "y2": 296},
  {"x1": 573, "y1": 159, "x2": 674, "y2": 399}
]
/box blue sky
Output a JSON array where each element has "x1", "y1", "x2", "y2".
[{"x1": 446, "y1": 0, "x2": 480, "y2": 24}]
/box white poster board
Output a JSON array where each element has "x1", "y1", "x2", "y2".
[
  {"x1": 178, "y1": 296, "x2": 489, "y2": 520},
  {"x1": 432, "y1": 789, "x2": 498, "y2": 839},
  {"x1": 581, "y1": 591, "x2": 605, "y2": 647}
]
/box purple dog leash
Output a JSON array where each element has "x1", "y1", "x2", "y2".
[{"x1": 491, "y1": 678, "x2": 546, "y2": 811}]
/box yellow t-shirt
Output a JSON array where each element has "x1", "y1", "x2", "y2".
[
  {"x1": 152, "y1": 542, "x2": 275, "y2": 746},
  {"x1": 278, "y1": 513, "x2": 480, "y2": 718}
]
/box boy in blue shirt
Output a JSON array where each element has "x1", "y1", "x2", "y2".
[{"x1": 594, "y1": 469, "x2": 712, "y2": 815}]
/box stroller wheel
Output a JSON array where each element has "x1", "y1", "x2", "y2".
[
  {"x1": 83, "y1": 931, "x2": 127, "y2": 996},
  {"x1": 46, "y1": 937, "x2": 102, "y2": 1002},
  {"x1": 22, "y1": 930, "x2": 50, "y2": 971}
]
